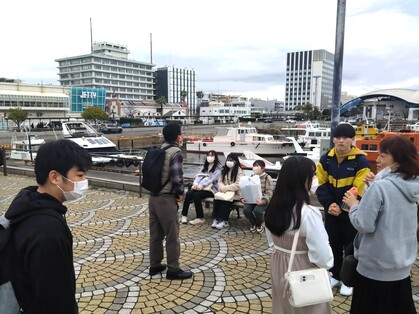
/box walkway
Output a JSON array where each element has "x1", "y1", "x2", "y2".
[{"x1": 1, "y1": 174, "x2": 418, "y2": 313}]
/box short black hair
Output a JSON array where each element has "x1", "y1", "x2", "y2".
[
  {"x1": 35, "y1": 139, "x2": 92, "y2": 185},
  {"x1": 333, "y1": 123, "x2": 355, "y2": 138},
  {"x1": 163, "y1": 123, "x2": 181, "y2": 142}
]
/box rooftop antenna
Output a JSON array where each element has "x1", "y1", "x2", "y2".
[
  {"x1": 150, "y1": 33, "x2": 153, "y2": 64},
  {"x1": 90, "y1": 18, "x2": 93, "y2": 53}
]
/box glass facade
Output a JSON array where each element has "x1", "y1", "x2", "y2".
[{"x1": 71, "y1": 87, "x2": 106, "y2": 112}]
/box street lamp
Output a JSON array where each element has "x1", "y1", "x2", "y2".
[{"x1": 111, "y1": 109, "x2": 115, "y2": 122}]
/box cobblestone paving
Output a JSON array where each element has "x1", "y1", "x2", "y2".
[{"x1": 1, "y1": 174, "x2": 418, "y2": 313}]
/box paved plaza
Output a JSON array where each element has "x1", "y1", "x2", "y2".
[{"x1": 1, "y1": 174, "x2": 418, "y2": 313}]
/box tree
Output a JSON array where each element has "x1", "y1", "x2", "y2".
[
  {"x1": 8, "y1": 108, "x2": 28, "y2": 131},
  {"x1": 157, "y1": 96, "x2": 167, "y2": 116},
  {"x1": 180, "y1": 90, "x2": 188, "y2": 101},
  {"x1": 82, "y1": 106, "x2": 109, "y2": 123}
]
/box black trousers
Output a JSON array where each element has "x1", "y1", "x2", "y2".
[
  {"x1": 324, "y1": 214, "x2": 357, "y2": 281},
  {"x1": 181, "y1": 189, "x2": 213, "y2": 218},
  {"x1": 351, "y1": 272, "x2": 416, "y2": 314},
  {"x1": 212, "y1": 199, "x2": 234, "y2": 221}
]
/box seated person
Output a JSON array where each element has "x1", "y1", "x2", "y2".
[
  {"x1": 211, "y1": 153, "x2": 244, "y2": 230},
  {"x1": 181, "y1": 150, "x2": 222, "y2": 225},
  {"x1": 241, "y1": 160, "x2": 273, "y2": 233}
]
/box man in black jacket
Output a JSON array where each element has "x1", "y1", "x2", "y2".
[{"x1": 5, "y1": 139, "x2": 92, "y2": 313}]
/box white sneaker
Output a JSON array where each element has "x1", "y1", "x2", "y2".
[
  {"x1": 211, "y1": 219, "x2": 219, "y2": 228},
  {"x1": 181, "y1": 216, "x2": 188, "y2": 224},
  {"x1": 330, "y1": 277, "x2": 340, "y2": 289},
  {"x1": 215, "y1": 221, "x2": 229, "y2": 230},
  {"x1": 189, "y1": 218, "x2": 205, "y2": 225},
  {"x1": 339, "y1": 283, "x2": 353, "y2": 296}
]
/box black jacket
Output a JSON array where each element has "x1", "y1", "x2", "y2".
[{"x1": 6, "y1": 186, "x2": 78, "y2": 314}]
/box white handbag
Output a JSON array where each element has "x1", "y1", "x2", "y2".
[
  {"x1": 213, "y1": 191, "x2": 235, "y2": 202},
  {"x1": 284, "y1": 209, "x2": 333, "y2": 308}
]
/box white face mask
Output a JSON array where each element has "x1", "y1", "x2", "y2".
[
  {"x1": 226, "y1": 161, "x2": 235, "y2": 169},
  {"x1": 253, "y1": 166, "x2": 262, "y2": 175},
  {"x1": 374, "y1": 165, "x2": 393, "y2": 181},
  {"x1": 207, "y1": 156, "x2": 215, "y2": 164},
  {"x1": 310, "y1": 176, "x2": 319, "y2": 195},
  {"x1": 57, "y1": 177, "x2": 89, "y2": 201}
]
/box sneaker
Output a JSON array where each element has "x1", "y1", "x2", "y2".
[
  {"x1": 250, "y1": 225, "x2": 257, "y2": 232},
  {"x1": 330, "y1": 277, "x2": 341, "y2": 289},
  {"x1": 211, "y1": 219, "x2": 219, "y2": 228},
  {"x1": 339, "y1": 283, "x2": 353, "y2": 296},
  {"x1": 180, "y1": 216, "x2": 188, "y2": 224},
  {"x1": 166, "y1": 268, "x2": 193, "y2": 280},
  {"x1": 189, "y1": 218, "x2": 205, "y2": 225},
  {"x1": 215, "y1": 221, "x2": 229, "y2": 230},
  {"x1": 256, "y1": 224, "x2": 265, "y2": 233}
]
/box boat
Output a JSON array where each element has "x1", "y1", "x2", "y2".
[
  {"x1": 10, "y1": 134, "x2": 46, "y2": 162},
  {"x1": 406, "y1": 122, "x2": 419, "y2": 132},
  {"x1": 354, "y1": 122, "x2": 379, "y2": 139},
  {"x1": 355, "y1": 130, "x2": 419, "y2": 172},
  {"x1": 283, "y1": 137, "x2": 320, "y2": 164},
  {"x1": 61, "y1": 121, "x2": 143, "y2": 167},
  {"x1": 297, "y1": 127, "x2": 331, "y2": 150},
  {"x1": 186, "y1": 125, "x2": 295, "y2": 157},
  {"x1": 281, "y1": 121, "x2": 321, "y2": 147}
]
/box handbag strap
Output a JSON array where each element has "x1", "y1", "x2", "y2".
[{"x1": 287, "y1": 206, "x2": 307, "y2": 273}]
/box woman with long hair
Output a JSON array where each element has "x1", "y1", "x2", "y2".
[
  {"x1": 181, "y1": 150, "x2": 222, "y2": 225},
  {"x1": 211, "y1": 153, "x2": 244, "y2": 230},
  {"x1": 343, "y1": 136, "x2": 419, "y2": 314},
  {"x1": 265, "y1": 156, "x2": 333, "y2": 313}
]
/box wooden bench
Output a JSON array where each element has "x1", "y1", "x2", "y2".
[{"x1": 203, "y1": 197, "x2": 244, "y2": 219}]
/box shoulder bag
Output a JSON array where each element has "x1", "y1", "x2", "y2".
[{"x1": 284, "y1": 207, "x2": 333, "y2": 307}]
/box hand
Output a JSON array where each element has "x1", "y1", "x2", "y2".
[
  {"x1": 220, "y1": 186, "x2": 226, "y2": 192},
  {"x1": 192, "y1": 184, "x2": 198, "y2": 190},
  {"x1": 241, "y1": 198, "x2": 247, "y2": 204},
  {"x1": 255, "y1": 199, "x2": 263, "y2": 205},
  {"x1": 328, "y1": 203, "x2": 342, "y2": 216},
  {"x1": 197, "y1": 185, "x2": 203, "y2": 191},
  {"x1": 176, "y1": 194, "x2": 185, "y2": 202},
  {"x1": 342, "y1": 191, "x2": 359, "y2": 209},
  {"x1": 363, "y1": 171, "x2": 376, "y2": 186}
]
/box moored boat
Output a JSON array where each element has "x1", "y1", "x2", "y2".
[
  {"x1": 355, "y1": 130, "x2": 419, "y2": 172},
  {"x1": 186, "y1": 125, "x2": 295, "y2": 156},
  {"x1": 10, "y1": 134, "x2": 46, "y2": 161}
]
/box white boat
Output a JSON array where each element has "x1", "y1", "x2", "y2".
[
  {"x1": 283, "y1": 137, "x2": 320, "y2": 164},
  {"x1": 406, "y1": 122, "x2": 419, "y2": 132},
  {"x1": 297, "y1": 126, "x2": 331, "y2": 150},
  {"x1": 61, "y1": 121, "x2": 143, "y2": 167},
  {"x1": 10, "y1": 134, "x2": 46, "y2": 161},
  {"x1": 186, "y1": 125, "x2": 295, "y2": 156}
]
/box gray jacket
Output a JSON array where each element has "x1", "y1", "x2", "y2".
[{"x1": 349, "y1": 172, "x2": 419, "y2": 281}]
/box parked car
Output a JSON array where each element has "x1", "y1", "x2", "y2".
[{"x1": 98, "y1": 123, "x2": 123, "y2": 134}]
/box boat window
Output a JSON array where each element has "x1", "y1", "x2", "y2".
[
  {"x1": 361, "y1": 144, "x2": 369, "y2": 150},
  {"x1": 370, "y1": 144, "x2": 377, "y2": 150}
]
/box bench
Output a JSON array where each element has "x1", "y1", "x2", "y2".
[{"x1": 203, "y1": 197, "x2": 244, "y2": 219}]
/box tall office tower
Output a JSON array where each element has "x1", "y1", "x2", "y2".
[
  {"x1": 155, "y1": 66, "x2": 196, "y2": 114},
  {"x1": 285, "y1": 49, "x2": 334, "y2": 111},
  {"x1": 55, "y1": 42, "x2": 155, "y2": 101}
]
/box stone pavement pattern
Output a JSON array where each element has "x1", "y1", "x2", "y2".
[{"x1": 1, "y1": 174, "x2": 418, "y2": 314}]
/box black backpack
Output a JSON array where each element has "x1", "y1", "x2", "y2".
[
  {"x1": 141, "y1": 145, "x2": 180, "y2": 193},
  {"x1": 0, "y1": 209, "x2": 65, "y2": 313}
]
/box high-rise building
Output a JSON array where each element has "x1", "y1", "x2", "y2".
[
  {"x1": 55, "y1": 42, "x2": 155, "y2": 102},
  {"x1": 155, "y1": 66, "x2": 196, "y2": 114},
  {"x1": 285, "y1": 49, "x2": 334, "y2": 111}
]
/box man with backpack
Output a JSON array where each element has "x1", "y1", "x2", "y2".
[
  {"x1": 146, "y1": 122, "x2": 192, "y2": 280},
  {"x1": 1, "y1": 139, "x2": 92, "y2": 313}
]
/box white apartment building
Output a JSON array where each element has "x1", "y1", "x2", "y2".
[
  {"x1": 55, "y1": 42, "x2": 155, "y2": 102},
  {"x1": 285, "y1": 49, "x2": 334, "y2": 111}
]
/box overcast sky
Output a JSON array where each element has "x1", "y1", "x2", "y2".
[{"x1": 1, "y1": 0, "x2": 419, "y2": 100}]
